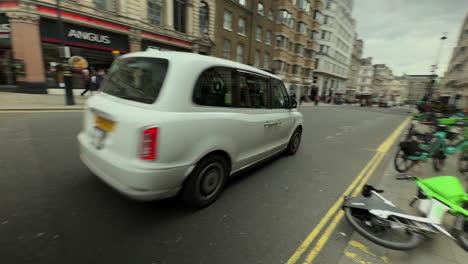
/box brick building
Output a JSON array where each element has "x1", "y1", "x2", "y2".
[{"x1": 215, "y1": 0, "x2": 324, "y2": 98}]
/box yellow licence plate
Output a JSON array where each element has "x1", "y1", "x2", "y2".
[{"x1": 95, "y1": 116, "x2": 115, "y2": 132}]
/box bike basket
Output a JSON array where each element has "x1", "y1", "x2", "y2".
[{"x1": 399, "y1": 140, "x2": 423, "y2": 156}]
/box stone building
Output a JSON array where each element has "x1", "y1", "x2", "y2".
[
  {"x1": 442, "y1": 12, "x2": 468, "y2": 108},
  {"x1": 0, "y1": 0, "x2": 216, "y2": 91},
  {"x1": 313, "y1": 0, "x2": 356, "y2": 98},
  {"x1": 345, "y1": 37, "x2": 362, "y2": 99}
]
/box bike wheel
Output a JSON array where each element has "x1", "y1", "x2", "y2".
[
  {"x1": 394, "y1": 149, "x2": 414, "y2": 173},
  {"x1": 458, "y1": 149, "x2": 468, "y2": 174},
  {"x1": 344, "y1": 207, "x2": 424, "y2": 250}
]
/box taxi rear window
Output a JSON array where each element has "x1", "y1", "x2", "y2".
[{"x1": 101, "y1": 58, "x2": 169, "y2": 104}]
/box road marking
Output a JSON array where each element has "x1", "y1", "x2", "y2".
[
  {"x1": 303, "y1": 153, "x2": 385, "y2": 264},
  {"x1": 0, "y1": 110, "x2": 84, "y2": 113},
  {"x1": 348, "y1": 240, "x2": 377, "y2": 258},
  {"x1": 363, "y1": 148, "x2": 377, "y2": 152},
  {"x1": 286, "y1": 117, "x2": 410, "y2": 264},
  {"x1": 325, "y1": 136, "x2": 333, "y2": 140},
  {"x1": 285, "y1": 152, "x2": 381, "y2": 264},
  {"x1": 343, "y1": 250, "x2": 372, "y2": 264},
  {"x1": 377, "y1": 117, "x2": 411, "y2": 153}
]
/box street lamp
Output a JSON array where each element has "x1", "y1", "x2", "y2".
[
  {"x1": 56, "y1": 0, "x2": 75, "y2": 105},
  {"x1": 426, "y1": 32, "x2": 448, "y2": 100}
]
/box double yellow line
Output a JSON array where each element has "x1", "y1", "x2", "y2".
[{"x1": 286, "y1": 117, "x2": 411, "y2": 264}]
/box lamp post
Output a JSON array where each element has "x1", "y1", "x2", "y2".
[
  {"x1": 426, "y1": 32, "x2": 447, "y2": 100},
  {"x1": 56, "y1": 0, "x2": 75, "y2": 105}
]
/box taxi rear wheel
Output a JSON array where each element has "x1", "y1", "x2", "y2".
[{"x1": 182, "y1": 155, "x2": 228, "y2": 208}]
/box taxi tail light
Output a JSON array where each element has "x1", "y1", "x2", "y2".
[{"x1": 140, "y1": 128, "x2": 158, "y2": 160}]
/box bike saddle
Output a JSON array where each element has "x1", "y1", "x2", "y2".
[{"x1": 362, "y1": 184, "x2": 384, "y2": 198}]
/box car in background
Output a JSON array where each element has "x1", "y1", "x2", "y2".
[
  {"x1": 78, "y1": 50, "x2": 303, "y2": 208},
  {"x1": 379, "y1": 100, "x2": 390, "y2": 108}
]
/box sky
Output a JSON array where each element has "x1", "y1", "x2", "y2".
[{"x1": 352, "y1": 0, "x2": 468, "y2": 76}]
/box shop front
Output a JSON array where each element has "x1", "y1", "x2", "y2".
[
  {"x1": 0, "y1": 13, "x2": 14, "y2": 85},
  {"x1": 40, "y1": 18, "x2": 129, "y2": 88},
  {"x1": 141, "y1": 38, "x2": 191, "y2": 52}
]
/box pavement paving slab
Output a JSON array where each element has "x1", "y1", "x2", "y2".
[{"x1": 0, "y1": 92, "x2": 87, "y2": 109}]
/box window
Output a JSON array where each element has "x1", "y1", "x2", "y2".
[
  {"x1": 299, "y1": 0, "x2": 310, "y2": 10},
  {"x1": 236, "y1": 44, "x2": 244, "y2": 63},
  {"x1": 174, "y1": 0, "x2": 186, "y2": 32},
  {"x1": 319, "y1": 45, "x2": 329, "y2": 54},
  {"x1": 101, "y1": 58, "x2": 168, "y2": 104},
  {"x1": 223, "y1": 10, "x2": 232, "y2": 30},
  {"x1": 321, "y1": 31, "x2": 331, "y2": 41},
  {"x1": 289, "y1": 18, "x2": 295, "y2": 28},
  {"x1": 314, "y1": 10, "x2": 323, "y2": 24},
  {"x1": 292, "y1": 65, "x2": 300, "y2": 75},
  {"x1": 94, "y1": 0, "x2": 117, "y2": 12},
  {"x1": 265, "y1": 30, "x2": 272, "y2": 45},
  {"x1": 276, "y1": 35, "x2": 288, "y2": 49},
  {"x1": 239, "y1": 72, "x2": 269, "y2": 108},
  {"x1": 326, "y1": 1, "x2": 337, "y2": 10},
  {"x1": 193, "y1": 67, "x2": 235, "y2": 107},
  {"x1": 254, "y1": 50, "x2": 260, "y2": 67},
  {"x1": 271, "y1": 79, "x2": 290, "y2": 109},
  {"x1": 324, "y1": 15, "x2": 333, "y2": 25},
  {"x1": 256, "y1": 26, "x2": 262, "y2": 42},
  {"x1": 294, "y1": 44, "x2": 303, "y2": 54},
  {"x1": 315, "y1": 58, "x2": 320, "y2": 69},
  {"x1": 199, "y1": 1, "x2": 209, "y2": 36},
  {"x1": 297, "y1": 22, "x2": 307, "y2": 34},
  {"x1": 257, "y1": 2, "x2": 264, "y2": 15},
  {"x1": 268, "y1": 9, "x2": 274, "y2": 20},
  {"x1": 238, "y1": 17, "x2": 246, "y2": 35},
  {"x1": 148, "y1": 0, "x2": 163, "y2": 26},
  {"x1": 305, "y1": 49, "x2": 314, "y2": 59},
  {"x1": 288, "y1": 41, "x2": 294, "y2": 52},
  {"x1": 291, "y1": 0, "x2": 297, "y2": 5},
  {"x1": 264, "y1": 53, "x2": 270, "y2": 69},
  {"x1": 238, "y1": 0, "x2": 246, "y2": 6},
  {"x1": 222, "y1": 39, "x2": 231, "y2": 59}
]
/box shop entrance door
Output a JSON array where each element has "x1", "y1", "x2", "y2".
[{"x1": 0, "y1": 49, "x2": 14, "y2": 85}]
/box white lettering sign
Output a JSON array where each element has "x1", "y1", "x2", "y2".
[
  {"x1": 67, "y1": 29, "x2": 111, "y2": 44},
  {"x1": 0, "y1": 24, "x2": 10, "y2": 33}
]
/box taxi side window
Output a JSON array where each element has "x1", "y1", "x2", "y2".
[
  {"x1": 193, "y1": 67, "x2": 235, "y2": 107},
  {"x1": 238, "y1": 72, "x2": 269, "y2": 109},
  {"x1": 271, "y1": 79, "x2": 289, "y2": 109}
]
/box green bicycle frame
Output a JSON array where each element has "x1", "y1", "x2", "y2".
[
  {"x1": 407, "y1": 131, "x2": 447, "y2": 161},
  {"x1": 415, "y1": 176, "x2": 468, "y2": 217}
]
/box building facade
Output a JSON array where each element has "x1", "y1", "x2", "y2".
[
  {"x1": 0, "y1": 0, "x2": 216, "y2": 90},
  {"x1": 442, "y1": 12, "x2": 468, "y2": 108},
  {"x1": 345, "y1": 37, "x2": 362, "y2": 99},
  {"x1": 356, "y1": 57, "x2": 373, "y2": 97},
  {"x1": 313, "y1": 0, "x2": 356, "y2": 98},
  {"x1": 214, "y1": 0, "x2": 276, "y2": 71},
  {"x1": 402, "y1": 74, "x2": 433, "y2": 101},
  {"x1": 215, "y1": 0, "x2": 324, "y2": 100}
]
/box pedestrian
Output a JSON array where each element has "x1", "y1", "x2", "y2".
[
  {"x1": 80, "y1": 69, "x2": 91, "y2": 96},
  {"x1": 89, "y1": 69, "x2": 106, "y2": 94},
  {"x1": 314, "y1": 95, "x2": 320, "y2": 106}
]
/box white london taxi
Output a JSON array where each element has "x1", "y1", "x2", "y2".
[{"x1": 78, "y1": 49, "x2": 303, "y2": 207}]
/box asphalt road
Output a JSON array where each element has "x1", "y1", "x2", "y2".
[{"x1": 0, "y1": 105, "x2": 409, "y2": 264}]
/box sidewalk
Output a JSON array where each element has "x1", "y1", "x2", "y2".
[
  {"x1": 0, "y1": 92, "x2": 88, "y2": 110},
  {"x1": 338, "y1": 140, "x2": 467, "y2": 263}
]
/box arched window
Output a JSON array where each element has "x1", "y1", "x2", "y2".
[
  {"x1": 174, "y1": 0, "x2": 186, "y2": 32},
  {"x1": 199, "y1": 1, "x2": 209, "y2": 36},
  {"x1": 148, "y1": 0, "x2": 164, "y2": 26}
]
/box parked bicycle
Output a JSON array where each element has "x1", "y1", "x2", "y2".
[
  {"x1": 394, "y1": 119, "x2": 467, "y2": 172},
  {"x1": 342, "y1": 175, "x2": 468, "y2": 251}
]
